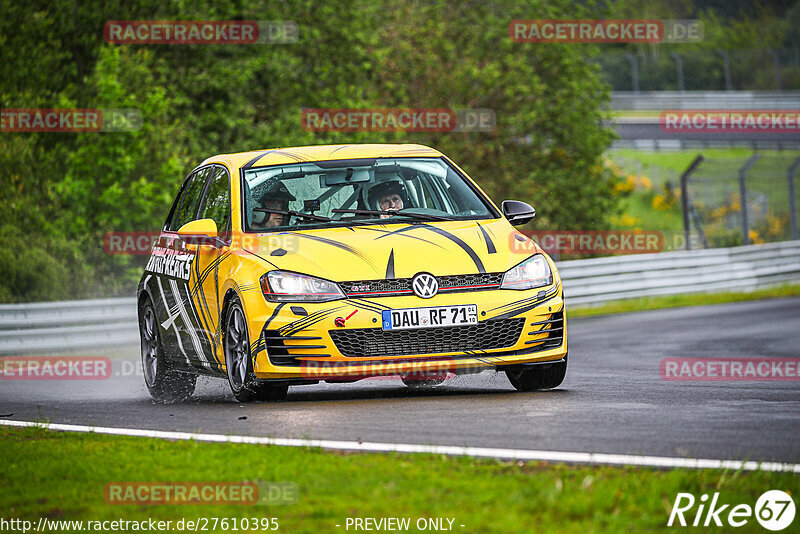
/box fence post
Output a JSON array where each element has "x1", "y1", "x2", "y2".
[
  {"x1": 768, "y1": 49, "x2": 782, "y2": 92},
  {"x1": 670, "y1": 52, "x2": 685, "y2": 91},
  {"x1": 789, "y1": 156, "x2": 800, "y2": 241},
  {"x1": 738, "y1": 155, "x2": 760, "y2": 245},
  {"x1": 625, "y1": 53, "x2": 639, "y2": 93},
  {"x1": 680, "y1": 155, "x2": 705, "y2": 250},
  {"x1": 689, "y1": 203, "x2": 709, "y2": 249},
  {"x1": 716, "y1": 50, "x2": 732, "y2": 91}
]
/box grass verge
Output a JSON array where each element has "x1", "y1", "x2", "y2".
[
  {"x1": 569, "y1": 283, "x2": 800, "y2": 318},
  {"x1": 608, "y1": 148, "x2": 800, "y2": 174},
  {"x1": 1, "y1": 425, "x2": 798, "y2": 533}
]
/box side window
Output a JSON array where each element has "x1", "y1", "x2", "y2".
[
  {"x1": 197, "y1": 166, "x2": 231, "y2": 240},
  {"x1": 168, "y1": 167, "x2": 211, "y2": 231}
]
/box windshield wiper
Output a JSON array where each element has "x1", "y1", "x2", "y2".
[
  {"x1": 253, "y1": 208, "x2": 331, "y2": 222},
  {"x1": 331, "y1": 209, "x2": 450, "y2": 221}
]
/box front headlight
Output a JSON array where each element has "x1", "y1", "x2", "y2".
[
  {"x1": 261, "y1": 271, "x2": 345, "y2": 302},
  {"x1": 501, "y1": 254, "x2": 553, "y2": 290}
]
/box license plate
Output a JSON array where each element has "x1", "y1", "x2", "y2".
[{"x1": 381, "y1": 304, "x2": 478, "y2": 331}]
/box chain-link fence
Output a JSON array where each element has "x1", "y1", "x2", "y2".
[
  {"x1": 682, "y1": 154, "x2": 800, "y2": 248},
  {"x1": 609, "y1": 154, "x2": 680, "y2": 185},
  {"x1": 595, "y1": 48, "x2": 800, "y2": 92}
]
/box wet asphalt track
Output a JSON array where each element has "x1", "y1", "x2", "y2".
[{"x1": 1, "y1": 297, "x2": 799, "y2": 463}]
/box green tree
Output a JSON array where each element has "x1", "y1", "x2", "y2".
[{"x1": 1, "y1": 0, "x2": 621, "y2": 301}]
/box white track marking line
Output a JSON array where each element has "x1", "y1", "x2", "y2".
[{"x1": 2, "y1": 419, "x2": 798, "y2": 473}]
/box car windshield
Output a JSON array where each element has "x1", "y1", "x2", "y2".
[{"x1": 241, "y1": 157, "x2": 496, "y2": 231}]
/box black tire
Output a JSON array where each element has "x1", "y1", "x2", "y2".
[
  {"x1": 505, "y1": 356, "x2": 567, "y2": 392},
  {"x1": 139, "y1": 296, "x2": 197, "y2": 403},
  {"x1": 223, "y1": 297, "x2": 288, "y2": 402}
]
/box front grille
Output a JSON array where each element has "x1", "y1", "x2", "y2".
[
  {"x1": 329, "y1": 318, "x2": 525, "y2": 357},
  {"x1": 524, "y1": 311, "x2": 564, "y2": 352},
  {"x1": 342, "y1": 272, "x2": 503, "y2": 297}
]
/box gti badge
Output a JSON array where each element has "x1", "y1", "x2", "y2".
[{"x1": 411, "y1": 273, "x2": 438, "y2": 299}]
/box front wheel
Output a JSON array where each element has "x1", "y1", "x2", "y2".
[
  {"x1": 505, "y1": 356, "x2": 567, "y2": 392},
  {"x1": 139, "y1": 297, "x2": 197, "y2": 403},
  {"x1": 223, "y1": 297, "x2": 288, "y2": 402}
]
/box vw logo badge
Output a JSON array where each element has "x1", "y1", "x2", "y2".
[{"x1": 411, "y1": 273, "x2": 438, "y2": 299}]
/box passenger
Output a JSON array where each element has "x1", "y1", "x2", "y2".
[{"x1": 252, "y1": 181, "x2": 296, "y2": 229}]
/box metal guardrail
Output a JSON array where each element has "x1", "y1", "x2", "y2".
[
  {"x1": 1, "y1": 240, "x2": 798, "y2": 353},
  {"x1": 610, "y1": 91, "x2": 800, "y2": 110},
  {"x1": 608, "y1": 91, "x2": 800, "y2": 150},
  {"x1": 0, "y1": 298, "x2": 139, "y2": 354},
  {"x1": 559, "y1": 240, "x2": 800, "y2": 305},
  {"x1": 610, "y1": 139, "x2": 800, "y2": 151}
]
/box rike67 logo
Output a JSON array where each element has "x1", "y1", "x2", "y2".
[{"x1": 668, "y1": 490, "x2": 795, "y2": 530}]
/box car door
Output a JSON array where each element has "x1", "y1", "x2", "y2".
[
  {"x1": 193, "y1": 165, "x2": 232, "y2": 367},
  {"x1": 150, "y1": 166, "x2": 216, "y2": 368}
]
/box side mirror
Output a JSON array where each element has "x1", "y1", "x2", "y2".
[
  {"x1": 177, "y1": 218, "x2": 219, "y2": 246},
  {"x1": 501, "y1": 200, "x2": 536, "y2": 226}
]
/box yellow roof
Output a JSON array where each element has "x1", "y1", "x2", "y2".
[{"x1": 202, "y1": 143, "x2": 443, "y2": 170}]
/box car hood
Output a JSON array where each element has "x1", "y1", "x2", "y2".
[{"x1": 242, "y1": 219, "x2": 541, "y2": 281}]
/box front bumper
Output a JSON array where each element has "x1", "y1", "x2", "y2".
[{"x1": 248, "y1": 282, "x2": 566, "y2": 380}]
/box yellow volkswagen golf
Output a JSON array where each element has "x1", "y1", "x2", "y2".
[{"x1": 137, "y1": 144, "x2": 567, "y2": 402}]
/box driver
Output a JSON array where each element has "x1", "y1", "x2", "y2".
[
  {"x1": 252, "y1": 180, "x2": 296, "y2": 229},
  {"x1": 367, "y1": 180, "x2": 408, "y2": 219}
]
